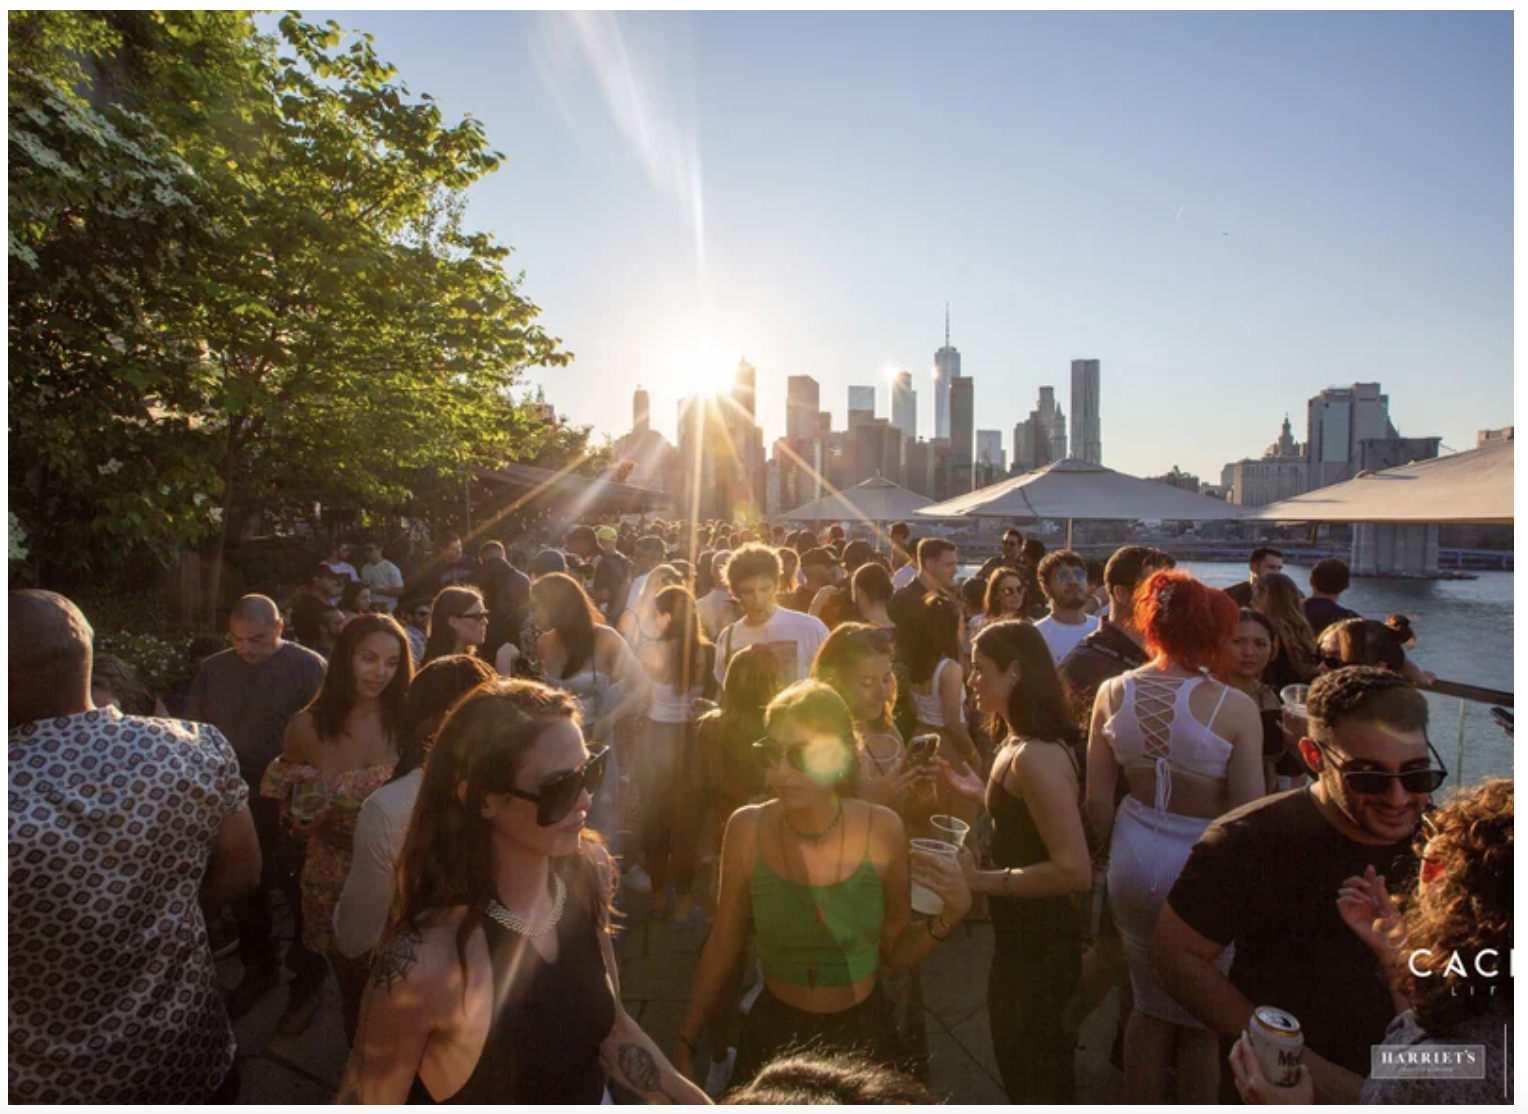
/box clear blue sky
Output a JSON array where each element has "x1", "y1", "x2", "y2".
[{"x1": 277, "y1": 12, "x2": 1513, "y2": 480}]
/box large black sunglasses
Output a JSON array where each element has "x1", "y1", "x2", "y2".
[
  {"x1": 504, "y1": 746, "x2": 609, "y2": 826},
  {"x1": 752, "y1": 737, "x2": 811, "y2": 773},
  {"x1": 1309, "y1": 738, "x2": 1448, "y2": 796}
]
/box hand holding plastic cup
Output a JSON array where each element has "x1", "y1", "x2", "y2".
[
  {"x1": 1280, "y1": 685, "x2": 1310, "y2": 750},
  {"x1": 909, "y1": 837, "x2": 958, "y2": 916},
  {"x1": 930, "y1": 814, "x2": 970, "y2": 849}
]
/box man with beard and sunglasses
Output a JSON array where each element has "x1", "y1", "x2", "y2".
[{"x1": 1152, "y1": 666, "x2": 1441, "y2": 1103}]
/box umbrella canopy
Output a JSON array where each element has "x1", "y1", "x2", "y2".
[
  {"x1": 1247, "y1": 438, "x2": 1513, "y2": 525},
  {"x1": 915, "y1": 458, "x2": 1247, "y2": 522},
  {"x1": 781, "y1": 476, "x2": 937, "y2": 524}
]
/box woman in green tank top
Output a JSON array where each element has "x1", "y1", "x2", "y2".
[{"x1": 673, "y1": 681, "x2": 971, "y2": 1087}]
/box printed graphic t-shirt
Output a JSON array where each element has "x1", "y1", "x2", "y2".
[{"x1": 714, "y1": 608, "x2": 830, "y2": 686}]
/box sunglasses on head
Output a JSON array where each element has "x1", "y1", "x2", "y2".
[
  {"x1": 1309, "y1": 738, "x2": 1448, "y2": 795},
  {"x1": 503, "y1": 746, "x2": 609, "y2": 826}
]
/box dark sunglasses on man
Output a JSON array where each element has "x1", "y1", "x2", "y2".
[
  {"x1": 504, "y1": 746, "x2": 609, "y2": 826},
  {"x1": 1308, "y1": 737, "x2": 1449, "y2": 795}
]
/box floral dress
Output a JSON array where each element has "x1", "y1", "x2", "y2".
[{"x1": 260, "y1": 759, "x2": 396, "y2": 954}]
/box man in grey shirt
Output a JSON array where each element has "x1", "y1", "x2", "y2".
[{"x1": 187, "y1": 595, "x2": 327, "y2": 1030}]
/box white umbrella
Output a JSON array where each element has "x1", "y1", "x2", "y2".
[
  {"x1": 1247, "y1": 438, "x2": 1513, "y2": 524},
  {"x1": 916, "y1": 457, "x2": 1245, "y2": 546},
  {"x1": 780, "y1": 476, "x2": 939, "y2": 525}
]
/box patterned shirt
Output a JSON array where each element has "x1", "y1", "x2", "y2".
[{"x1": 9, "y1": 707, "x2": 247, "y2": 1103}]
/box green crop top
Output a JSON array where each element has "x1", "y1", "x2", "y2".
[{"x1": 749, "y1": 851, "x2": 884, "y2": 988}]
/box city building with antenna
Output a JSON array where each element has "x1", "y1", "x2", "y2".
[{"x1": 933, "y1": 304, "x2": 959, "y2": 439}]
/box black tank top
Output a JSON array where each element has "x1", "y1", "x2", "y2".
[
  {"x1": 987, "y1": 741, "x2": 1082, "y2": 941},
  {"x1": 407, "y1": 862, "x2": 617, "y2": 1105}
]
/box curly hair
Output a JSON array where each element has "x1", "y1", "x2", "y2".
[
  {"x1": 1036, "y1": 549, "x2": 1086, "y2": 597},
  {"x1": 1391, "y1": 777, "x2": 1512, "y2": 1032},
  {"x1": 1133, "y1": 570, "x2": 1239, "y2": 673},
  {"x1": 727, "y1": 543, "x2": 782, "y2": 594},
  {"x1": 1307, "y1": 665, "x2": 1428, "y2": 736}
]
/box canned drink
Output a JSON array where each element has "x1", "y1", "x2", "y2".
[{"x1": 1248, "y1": 1006, "x2": 1304, "y2": 1087}]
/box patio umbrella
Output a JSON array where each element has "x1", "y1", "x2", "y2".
[
  {"x1": 1247, "y1": 438, "x2": 1513, "y2": 524},
  {"x1": 780, "y1": 476, "x2": 939, "y2": 525},
  {"x1": 915, "y1": 457, "x2": 1246, "y2": 546}
]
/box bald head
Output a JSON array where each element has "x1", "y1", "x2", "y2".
[
  {"x1": 230, "y1": 594, "x2": 283, "y2": 665},
  {"x1": 10, "y1": 590, "x2": 94, "y2": 726}
]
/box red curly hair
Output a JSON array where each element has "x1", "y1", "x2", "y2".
[{"x1": 1133, "y1": 570, "x2": 1238, "y2": 673}]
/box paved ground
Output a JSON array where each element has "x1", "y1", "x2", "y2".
[{"x1": 220, "y1": 889, "x2": 1125, "y2": 1103}]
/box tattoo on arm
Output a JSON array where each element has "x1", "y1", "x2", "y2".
[
  {"x1": 371, "y1": 927, "x2": 421, "y2": 992},
  {"x1": 616, "y1": 1043, "x2": 680, "y2": 1102}
]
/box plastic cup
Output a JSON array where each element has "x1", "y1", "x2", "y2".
[
  {"x1": 1280, "y1": 685, "x2": 1310, "y2": 749},
  {"x1": 909, "y1": 838, "x2": 957, "y2": 916},
  {"x1": 930, "y1": 814, "x2": 970, "y2": 848}
]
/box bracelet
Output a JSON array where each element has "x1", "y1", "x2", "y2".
[{"x1": 677, "y1": 1032, "x2": 698, "y2": 1055}]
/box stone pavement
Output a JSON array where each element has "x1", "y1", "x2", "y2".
[{"x1": 220, "y1": 890, "x2": 1125, "y2": 1104}]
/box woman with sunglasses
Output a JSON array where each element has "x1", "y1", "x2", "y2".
[
  {"x1": 332, "y1": 654, "x2": 496, "y2": 1032},
  {"x1": 338, "y1": 679, "x2": 707, "y2": 1104},
  {"x1": 674, "y1": 681, "x2": 971, "y2": 1087},
  {"x1": 970, "y1": 568, "x2": 1027, "y2": 641},
  {"x1": 1085, "y1": 571, "x2": 1264, "y2": 1104},
  {"x1": 261, "y1": 614, "x2": 413, "y2": 1036},
  {"x1": 422, "y1": 585, "x2": 490, "y2": 665},
  {"x1": 532, "y1": 573, "x2": 651, "y2": 856},
  {"x1": 1230, "y1": 776, "x2": 1511, "y2": 1105}
]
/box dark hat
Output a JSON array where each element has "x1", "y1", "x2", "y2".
[
  {"x1": 801, "y1": 546, "x2": 842, "y2": 570},
  {"x1": 530, "y1": 549, "x2": 569, "y2": 577}
]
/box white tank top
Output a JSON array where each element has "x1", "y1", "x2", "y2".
[{"x1": 913, "y1": 659, "x2": 964, "y2": 727}]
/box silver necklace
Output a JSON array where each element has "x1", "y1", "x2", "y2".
[
  {"x1": 485, "y1": 873, "x2": 566, "y2": 937},
  {"x1": 783, "y1": 799, "x2": 843, "y2": 842}
]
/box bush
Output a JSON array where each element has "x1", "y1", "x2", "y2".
[{"x1": 71, "y1": 586, "x2": 224, "y2": 697}]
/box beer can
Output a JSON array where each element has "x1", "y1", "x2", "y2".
[{"x1": 1248, "y1": 1006, "x2": 1304, "y2": 1087}]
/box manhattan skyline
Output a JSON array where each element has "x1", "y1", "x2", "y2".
[{"x1": 271, "y1": 12, "x2": 1512, "y2": 479}]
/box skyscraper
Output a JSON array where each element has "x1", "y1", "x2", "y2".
[
  {"x1": 933, "y1": 304, "x2": 960, "y2": 439},
  {"x1": 1011, "y1": 386, "x2": 1067, "y2": 473},
  {"x1": 786, "y1": 375, "x2": 820, "y2": 445},
  {"x1": 1070, "y1": 358, "x2": 1101, "y2": 464},
  {"x1": 949, "y1": 374, "x2": 974, "y2": 494},
  {"x1": 1305, "y1": 383, "x2": 1397, "y2": 491},
  {"x1": 848, "y1": 385, "x2": 876, "y2": 426},
  {"x1": 976, "y1": 430, "x2": 1005, "y2": 482},
  {"x1": 732, "y1": 359, "x2": 756, "y2": 421},
  {"x1": 633, "y1": 385, "x2": 650, "y2": 434},
  {"x1": 890, "y1": 370, "x2": 916, "y2": 442}
]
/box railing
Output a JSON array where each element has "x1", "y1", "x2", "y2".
[{"x1": 1426, "y1": 678, "x2": 1513, "y2": 785}]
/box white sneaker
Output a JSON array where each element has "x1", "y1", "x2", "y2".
[
  {"x1": 704, "y1": 1047, "x2": 738, "y2": 1098},
  {"x1": 622, "y1": 864, "x2": 653, "y2": 894}
]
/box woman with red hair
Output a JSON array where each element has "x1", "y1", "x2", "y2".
[{"x1": 1084, "y1": 570, "x2": 1264, "y2": 1103}]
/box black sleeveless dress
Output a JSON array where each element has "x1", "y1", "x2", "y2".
[{"x1": 408, "y1": 863, "x2": 617, "y2": 1104}]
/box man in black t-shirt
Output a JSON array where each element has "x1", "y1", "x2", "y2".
[
  {"x1": 1303, "y1": 557, "x2": 1359, "y2": 636},
  {"x1": 1223, "y1": 546, "x2": 1284, "y2": 608},
  {"x1": 1153, "y1": 667, "x2": 1437, "y2": 1103}
]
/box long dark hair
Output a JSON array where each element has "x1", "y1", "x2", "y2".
[
  {"x1": 387, "y1": 679, "x2": 606, "y2": 980},
  {"x1": 972, "y1": 619, "x2": 1079, "y2": 751},
  {"x1": 532, "y1": 572, "x2": 602, "y2": 679},
  {"x1": 653, "y1": 585, "x2": 711, "y2": 688},
  {"x1": 391, "y1": 655, "x2": 497, "y2": 781},
  {"x1": 905, "y1": 593, "x2": 961, "y2": 684},
  {"x1": 423, "y1": 585, "x2": 484, "y2": 664},
  {"x1": 306, "y1": 613, "x2": 413, "y2": 743},
  {"x1": 983, "y1": 569, "x2": 1026, "y2": 621}
]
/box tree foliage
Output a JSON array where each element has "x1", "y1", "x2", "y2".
[{"x1": 9, "y1": 11, "x2": 596, "y2": 583}]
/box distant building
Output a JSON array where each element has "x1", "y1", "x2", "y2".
[
  {"x1": 905, "y1": 438, "x2": 934, "y2": 497},
  {"x1": 676, "y1": 362, "x2": 766, "y2": 521},
  {"x1": 1224, "y1": 415, "x2": 1308, "y2": 507},
  {"x1": 732, "y1": 359, "x2": 756, "y2": 421},
  {"x1": 633, "y1": 386, "x2": 650, "y2": 434},
  {"x1": 976, "y1": 430, "x2": 1005, "y2": 487},
  {"x1": 1012, "y1": 386, "x2": 1067, "y2": 473},
  {"x1": 1478, "y1": 427, "x2": 1514, "y2": 447},
  {"x1": 891, "y1": 370, "x2": 916, "y2": 442},
  {"x1": 933, "y1": 304, "x2": 959, "y2": 439},
  {"x1": 1070, "y1": 358, "x2": 1102, "y2": 464},
  {"x1": 1152, "y1": 466, "x2": 1202, "y2": 493},
  {"x1": 786, "y1": 375, "x2": 820, "y2": 445},
  {"x1": 1306, "y1": 382, "x2": 1397, "y2": 491},
  {"x1": 848, "y1": 385, "x2": 876, "y2": 426},
  {"x1": 949, "y1": 375, "x2": 974, "y2": 495}
]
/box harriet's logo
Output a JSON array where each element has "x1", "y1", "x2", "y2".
[{"x1": 1371, "y1": 1045, "x2": 1486, "y2": 1081}]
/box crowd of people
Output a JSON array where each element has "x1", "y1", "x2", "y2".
[{"x1": 8, "y1": 519, "x2": 1513, "y2": 1104}]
